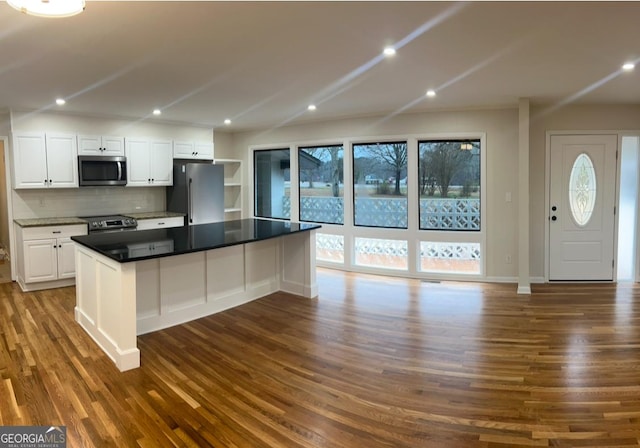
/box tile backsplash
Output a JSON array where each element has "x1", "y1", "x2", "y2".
[{"x1": 12, "y1": 187, "x2": 165, "y2": 219}]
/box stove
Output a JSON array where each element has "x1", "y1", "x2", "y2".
[{"x1": 82, "y1": 215, "x2": 138, "y2": 233}]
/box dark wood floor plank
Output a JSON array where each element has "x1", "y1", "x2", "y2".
[{"x1": 3, "y1": 270, "x2": 640, "y2": 446}]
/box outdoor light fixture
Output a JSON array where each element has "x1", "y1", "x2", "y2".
[{"x1": 7, "y1": 0, "x2": 85, "y2": 18}]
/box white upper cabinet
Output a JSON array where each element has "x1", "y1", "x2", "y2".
[
  {"x1": 13, "y1": 132, "x2": 78, "y2": 189},
  {"x1": 150, "y1": 140, "x2": 173, "y2": 185},
  {"x1": 173, "y1": 140, "x2": 214, "y2": 160},
  {"x1": 78, "y1": 134, "x2": 125, "y2": 156},
  {"x1": 125, "y1": 137, "x2": 173, "y2": 187}
]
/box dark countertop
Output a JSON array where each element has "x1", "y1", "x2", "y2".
[{"x1": 71, "y1": 218, "x2": 321, "y2": 263}]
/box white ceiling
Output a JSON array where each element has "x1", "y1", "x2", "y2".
[{"x1": 1, "y1": 1, "x2": 639, "y2": 131}]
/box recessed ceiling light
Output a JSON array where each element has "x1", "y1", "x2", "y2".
[
  {"x1": 383, "y1": 46, "x2": 396, "y2": 57},
  {"x1": 55, "y1": 98, "x2": 66, "y2": 106},
  {"x1": 308, "y1": 104, "x2": 317, "y2": 111},
  {"x1": 622, "y1": 62, "x2": 635, "y2": 71},
  {"x1": 224, "y1": 119, "x2": 231, "y2": 125},
  {"x1": 152, "y1": 109, "x2": 161, "y2": 116},
  {"x1": 426, "y1": 90, "x2": 436, "y2": 98}
]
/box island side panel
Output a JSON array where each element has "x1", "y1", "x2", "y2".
[
  {"x1": 205, "y1": 244, "x2": 245, "y2": 303},
  {"x1": 74, "y1": 245, "x2": 140, "y2": 371},
  {"x1": 244, "y1": 238, "x2": 279, "y2": 297},
  {"x1": 280, "y1": 229, "x2": 318, "y2": 298}
]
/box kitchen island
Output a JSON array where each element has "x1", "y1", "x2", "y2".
[{"x1": 72, "y1": 219, "x2": 320, "y2": 371}]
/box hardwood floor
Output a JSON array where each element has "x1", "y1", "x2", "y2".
[{"x1": 2, "y1": 269, "x2": 640, "y2": 447}]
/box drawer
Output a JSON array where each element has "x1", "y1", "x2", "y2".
[
  {"x1": 21, "y1": 224, "x2": 88, "y2": 240},
  {"x1": 136, "y1": 216, "x2": 184, "y2": 231}
]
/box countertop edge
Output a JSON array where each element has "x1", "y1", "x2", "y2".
[{"x1": 71, "y1": 220, "x2": 321, "y2": 264}]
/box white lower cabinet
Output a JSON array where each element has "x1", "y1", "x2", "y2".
[
  {"x1": 15, "y1": 224, "x2": 87, "y2": 291},
  {"x1": 128, "y1": 240, "x2": 174, "y2": 258}
]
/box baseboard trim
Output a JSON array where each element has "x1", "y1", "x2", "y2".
[{"x1": 517, "y1": 285, "x2": 532, "y2": 295}]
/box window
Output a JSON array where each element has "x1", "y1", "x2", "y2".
[
  {"x1": 355, "y1": 237, "x2": 408, "y2": 270},
  {"x1": 353, "y1": 142, "x2": 408, "y2": 228},
  {"x1": 420, "y1": 241, "x2": 481, "y2": 274},
  {"x1": 316, "y1": 233, "x2": 345, "y2": 263},
  {"x1": 298, "y1": 145, "x2": 344, "y2": 224},
  {"x1": 568, "y1": 153, "x2": 596, "y2": 227},
  {"x1": 254, "y1": 148, "x2": 290, "y2": 220},
  {"x1": 418, "y1": 140, "x2": 480, "y2": 231}
]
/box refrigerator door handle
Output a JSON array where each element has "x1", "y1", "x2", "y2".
[{"x1": 188, "y1": 178, "x2": 193, "y2": 223}]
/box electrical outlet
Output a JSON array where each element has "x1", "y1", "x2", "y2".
[{"x1": 505, "y1": 254, "x2": 512, "y2": 264}]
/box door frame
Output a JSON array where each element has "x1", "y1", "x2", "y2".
[
  {"x1": 1, "y1": 136, "x2": 15, "y2": 281},
  {"x1": 544, "y1": 130, "x2": 630, "y2": 282}
]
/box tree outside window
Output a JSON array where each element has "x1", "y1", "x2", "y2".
[
  {"x1": 418, "y1": 140, "x2": 480, "y2": 231},
  {"x1": 298, "y1": 145, "x2": 344, "y2": 224}
]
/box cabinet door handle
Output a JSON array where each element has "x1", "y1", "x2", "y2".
[
  {"x1": 157, "y1": 222, "x2": 165, "y2": 226},
  {"x1": 52, "y1": 231, "x2": 61, "y2": 234}
]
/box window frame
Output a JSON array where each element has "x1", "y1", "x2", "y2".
[
  {"x1": 417, "y1": 138, "x2": 482, "y2": 232},
  {"x1": 249, "y1": 132, "x2": 486, "y2": 280},
  {"x1": 297, "y1": 144, "x2": 345, "y2": 226}
]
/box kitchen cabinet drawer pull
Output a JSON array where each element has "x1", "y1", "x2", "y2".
[
  {"x1": 52, "y1": 231, "x2": 62, "y2": 234},
  {"x1": 157, "y1": 222, "x2": 165, "y2": 225}
]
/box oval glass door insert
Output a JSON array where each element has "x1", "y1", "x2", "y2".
[{"x1": 568, "y1": 153, "x2": 597, "y2": 226}]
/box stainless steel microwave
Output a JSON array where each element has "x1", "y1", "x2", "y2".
[{"x1": 78, "y1": 156, "x2": 127, "y2": 186}]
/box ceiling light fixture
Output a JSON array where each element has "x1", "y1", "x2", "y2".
[
  {"x1": 55, "y1": 98, "x2": 66, "y2": 106},
  {"x1": 7, "y1": 0, "x2": 85, "y2": 18},
  {"x1": 152, "y1": 109, "x2": 161, "y2": 116},
  {"x1": 622, "y1": 62, "x2": 635, "y2": 71},
  {"x1": 383, "y1": 46, "x2": 396, "y2": 57},
  {"x1": 224, "y1": 119, "x2": 231, "y2": 125},
  {"x1": 426, "y1": 89, "x2": 436, "y2": 97},
  {"x1": 308, "y1": 104, "x2": 317, "y2": 111}
]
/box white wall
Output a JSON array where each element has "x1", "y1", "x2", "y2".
[
  {"x1": 10, "y1": 110, "x2": 213, "y2": 141},
  {"x1": 229, "y1": 108, "x2": 519, "y2": 279},
  {"x1": 0, "y1": 113, "x2": 12, "y2": 253},
  {"x1": 529, "y1": 104, "x2": 640, "y2": 278},
  {"x1": 213, "y1": 131, "x2": 234, "y2": 159}
]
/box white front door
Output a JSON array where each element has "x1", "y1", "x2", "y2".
[{"x1": 549, "y1": 134, "x2": 617, "y2": 281}]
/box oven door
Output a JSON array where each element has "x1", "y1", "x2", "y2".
[{"x1": 79, "y1": 156, "x2": 127, "y2": 186}]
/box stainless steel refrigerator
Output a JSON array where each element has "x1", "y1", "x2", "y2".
[{"x1": 166, "y1": 161, "x2": 225, "y2": 225}]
